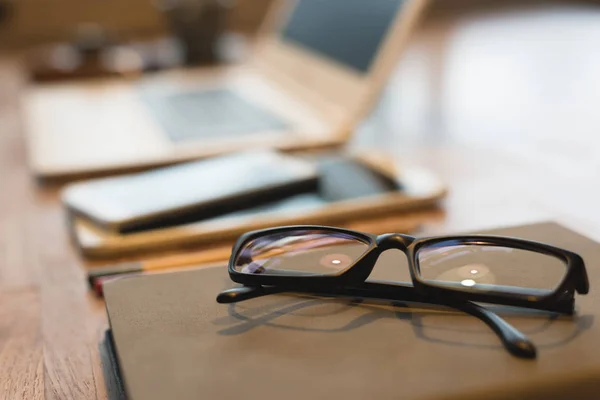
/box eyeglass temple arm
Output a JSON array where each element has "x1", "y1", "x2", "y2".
[
  {"x1": 216, "y1": 285, "x2": 536, "y2": 358},
  {"x1": 446, "y1": 299, "x2": 536, "y2": 358},
  {"x1": 217, "y1": 285, "x2": 288, "y2": 303}
]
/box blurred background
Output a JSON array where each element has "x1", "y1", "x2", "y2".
[
  {"x1": 0, "y1": 0, "x2": 273, "y2": 76},
  {"x1": 1, "y1": 0, "x2": 600, "y2": 232}
]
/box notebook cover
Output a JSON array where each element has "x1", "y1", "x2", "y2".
[
  {"x1": 99, "y1": 330, "x2": 127, "y2": 400},
  {"x1": 103, "y1": 222, "x2": 600, "y2": 400}
]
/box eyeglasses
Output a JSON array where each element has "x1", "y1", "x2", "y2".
[{"x1": 216, "y1": 226, "x2": 589, "y2": 358}]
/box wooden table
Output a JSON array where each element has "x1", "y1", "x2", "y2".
[{"x1": 2, "y1": 3, "x2": 600, "y2": 399}]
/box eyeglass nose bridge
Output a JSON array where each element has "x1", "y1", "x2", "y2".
[
  {"x1": 376, "y1": 233, "x2": 416, "y2": 252},
  {"x1": 339, "y1": 233, "x2": 416, "y2": 283}
]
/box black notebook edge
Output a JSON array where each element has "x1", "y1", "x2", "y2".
[{"x1": 100, "y1": 329, "x2": 128, "y2": 400}]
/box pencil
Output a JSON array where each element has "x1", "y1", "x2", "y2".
[
  {"x1": 93, "y1": 274, "x2": 135, "y2": 296},
  {"x1": 87, "y1": 217, "x2": 424, "y2": 289},
  {"x1": 93, "y1": 261, "x2": 225, "y2": 296},
  {"x1": 86, "y1": 245, "x2": 232, "y2": 287}
]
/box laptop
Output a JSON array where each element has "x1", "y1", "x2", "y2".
[{"x1": 23, "y1": 0, "x2": 430, "y2": 179}]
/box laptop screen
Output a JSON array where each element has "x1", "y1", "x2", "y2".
[{"x1": 280, "y1": 0, "x2": 407, "y2": 73}]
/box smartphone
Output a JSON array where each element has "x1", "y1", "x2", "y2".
[
  {"x1": 68, "y1": 151, "x2": 447, "y2": 258},
  {"x1": 62, "y1": 150, "x2": 319, "y2": 233}
]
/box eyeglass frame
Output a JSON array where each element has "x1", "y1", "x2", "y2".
[{"x1": 217, "y1": 225, "x2": 589, "y2": 358}]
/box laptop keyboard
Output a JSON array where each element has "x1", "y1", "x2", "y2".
[{"x1": 139, "y1": 88, "x2": 290, "y2": 143}]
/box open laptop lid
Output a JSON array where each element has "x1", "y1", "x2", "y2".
[{"x1": 253, "y1": 0, "x2": 430, "y2": 134}]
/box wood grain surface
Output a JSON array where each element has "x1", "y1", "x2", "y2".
[{"x1": 2, "y1": 2, "x2": 600, "y2": 399}]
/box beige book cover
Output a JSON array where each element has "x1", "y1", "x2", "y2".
[{"x1": 104, "y1": 222, "x2": 599, "y2": 400}]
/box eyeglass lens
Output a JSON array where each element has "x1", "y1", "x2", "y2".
[
  {"x1": 416, "y1": 241, "x2": 568, "y2": 296},
  {"x1": 234, "y1": 229, "x2": 370, "y2": 276}
]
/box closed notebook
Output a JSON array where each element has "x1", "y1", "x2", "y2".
[{"x1": 103, "y1": 222, "x2": 600, "y2": 400}]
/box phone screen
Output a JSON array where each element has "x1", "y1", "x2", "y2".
[{"x1": 186, "y1": 157, "x2": 401, "y2": 228}]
